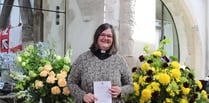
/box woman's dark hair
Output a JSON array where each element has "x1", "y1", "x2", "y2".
[{"x1": 89, "y1": 23, "x2": 118, "y2": 54}]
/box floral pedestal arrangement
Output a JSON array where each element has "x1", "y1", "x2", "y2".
[
  {"x1": 10, "y1": 42, "x2": 73, "y2": 103},
  {"x1": 125, "y1": 39, "x2": 209, "y2": 103}
]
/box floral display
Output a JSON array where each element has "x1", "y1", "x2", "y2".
[
  {"x1": 10, "y1": 42, "x2": 73, "y2": 103},
  {"x1": 125, "y1": 39, "x2": 209, "y2": 103}
]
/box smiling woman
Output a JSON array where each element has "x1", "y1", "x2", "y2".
[
  {"x1": 67, "y1": 23, "x2": 134, "y2": 103},
  {"x1": 97, "y1": 29, "x2": 113, "y2": 51}
]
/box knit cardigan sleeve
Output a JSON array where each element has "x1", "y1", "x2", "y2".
[
  {"x1": 67, "y1": 54, "x2": 86, "y2": 103},
  {"x1": 118, "y1": 55, "x2": 134, "y2": 97}
]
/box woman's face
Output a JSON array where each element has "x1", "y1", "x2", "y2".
[{"x1": 97, "y1": 28, "x2": 113, "y2": 51}]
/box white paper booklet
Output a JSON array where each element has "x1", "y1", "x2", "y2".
[{"x1": 93, "y1": 81, "x2": 112, "y2": 103}]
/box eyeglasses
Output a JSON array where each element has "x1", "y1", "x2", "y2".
[{"x1": 100, "y1": 33, "x2": 113, "y2": 38}]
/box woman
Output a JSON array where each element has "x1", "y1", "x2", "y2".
[{"x1": 68, "y1": 23, "x2": 133, "y2": 103}]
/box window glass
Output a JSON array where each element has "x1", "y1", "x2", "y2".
[{"x1": 156, "y1": 0, "x2": 179, "y2": 59}]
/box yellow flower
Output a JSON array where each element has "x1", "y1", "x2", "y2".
[
  {"x1": 58, "y1": 78, "x2": 67, "y2": 87},
  {"x1": 201, "y1": 90, "x2": 208, "y2": 99},
  {"x1": 164, "y1": 98, "x2": 174, "y2": 103},
  {"x1": 35, "y1": 80, "x2": 43, "y2": 89},
  {"x1": 196, "y1": 80, "x2": 203, "y2": 89},
  {"x1": 51, "y1": 86, "x2": 61, "y2": 95},
  {"x1": 141, "y1": 62, "x2": 150, "y2": 71},
  {"x1": 157, "y1": 73, "x2": 170, "y2": 85},
  {"x1": 11, "y1": 42, "x2": 72, "y2": 102},
  {"x1": 138, "y1": 76, "x2": 145, "y2": 85},
  {"x1": 46, "y1": 76, "x2": 56, "y2": 84},
  {"x1": 141, "y1": 88, "x2": 152, "y2": 100},
  {"x1": 181, "y1": 86, "x2": 191, "y2": 95},
  {"x1": 39, "y1": 70, "x2": 48, "y2": 77},
  {"x1": 180, "y1": 98, "x2": 188, "y2": 103},
  {"x1": 170, "y1": 69, "x2": 181, "y2": 79},
  {"x1": 153, "y1": 51, "x2": 162, "y2": 57},
  {"x1": 44, "y1": 64, "x2": 52, "y2": 71},
  {"x1": 49, "y1": 71, "x2": 56, "y2": 77},
  {"x1": 132, "y1": 72, "x2": 138, "y2": 80},
  {"x1": 150, "y1": 82, "x2": 160, "y2": 91},
  {"x1": 62, "y1": 87, "x2": 70, "y2": 95},
  {"x1": 57, "y1": 74, "x2": 65, "y2": 80},
  {"x1": 171, "y1": 61, "x2": 180, "y2": 69},
  {"x1": 133, "y1": 82, "x2": 139, "y2": 96},
  {"x1": 60, "y1": 71, "x2": 67, "y2": 78}
]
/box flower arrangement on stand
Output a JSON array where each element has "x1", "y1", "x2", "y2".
[
  {"x1": 125, "y1": 39, "x2": 209, "y2": 103},
  {"x1": 10, "y1": 42, "x2": 73, "y2": 103}
]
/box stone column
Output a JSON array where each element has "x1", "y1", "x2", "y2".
[{"x1": 119, "y1": 0, "x2": 136, "y2": 68}]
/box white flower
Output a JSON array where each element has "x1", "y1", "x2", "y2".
[
  {"x1": 56, "y1": 55, "x2": 61, "y2": 60},
  {"x1": 22, "y1": 62, "x2": 26, "y2": 66},
  {"x1": 17, "y1": 56, "x2": 22, "y2": 62}
]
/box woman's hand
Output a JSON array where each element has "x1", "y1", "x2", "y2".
[
  {"x1": 83, "y1": 93, "x2": 97, "y2": 103},
  {"x1": 109, "y1": 85, "x2": 121, "y2": 98}
]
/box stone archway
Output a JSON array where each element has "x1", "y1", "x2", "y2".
[{"x1": 162, "y1": 0, "x2": 204, "y2": 79}]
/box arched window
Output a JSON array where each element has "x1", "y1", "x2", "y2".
[{"x1": 156, "y1": 0, "x2": 180, "y2": 59}]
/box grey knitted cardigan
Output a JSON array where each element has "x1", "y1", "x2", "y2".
[{"x1": 67, "y1": 50, "x2": 133, "y2": 103}]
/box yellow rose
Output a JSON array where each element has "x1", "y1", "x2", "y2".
[
  {"x1": 49, "y1": 71, "x2": 56, "y2": 77},
  {"x1": 60, "y1": 70, "x2": 67, "y2": 77},
  {"x1": 58, "y1": 78, "x2": 67, "y2": 87},
  {"x1": 51, "y1": 86, "x2": 61, "y2": 95},
  {"x1": 62, "y1": 87, "x2": 70, "y2": 95},
  {"x1": 57, "y1": 71, "x2": 67, "y2": 80},
  {"x1": 46, "y1": 76, "x2": 56, "y2": 84},
  {"x1": 44, "y1": 64, "x2": 52, "y2": 71},
  {"x1": 40, "y1": 70, "x2": 48, "y2": 77},
  {"x1": 35, "y1": 80, "x2": 43, "y2": 89}
]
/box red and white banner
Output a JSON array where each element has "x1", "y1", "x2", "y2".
[
  {"x1": 0, "y1": 25, "x2": 22, "y2": 53},
  {"x1": 0, "y1": 25, "x2": 10, "y2": 53},
  {"x1": 9, "y1": 25, "x2": 22, "y2": 52}
]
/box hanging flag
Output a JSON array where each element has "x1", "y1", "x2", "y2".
[
  {"x1": 9, "y1": 24, "x2": 22, "y2": 52},
  {"x1": 0, "y1": 25, "x2": 10, "y2": 53}
]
